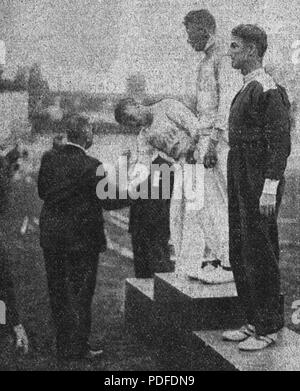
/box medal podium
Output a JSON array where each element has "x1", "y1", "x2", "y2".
[
  {"x1": 153, "y1": 273, "x2": 244, "y2": 332},
  {"x1": 124, "y1": 272, "x2": 293, "y2": 371},
  {"x1": 125, "y1": 272, "x2": 244, "y2": 369}
]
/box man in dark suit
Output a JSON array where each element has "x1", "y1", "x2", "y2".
[
  {"x1": 38, "y1": 115, "x2": 129, "y2": 360},
  {"x1": 223, "y1": 25, "x2": 291, "y2": 351}
]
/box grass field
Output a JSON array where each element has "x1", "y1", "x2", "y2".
[{"x1": 0, "y1": 134, "x2": 299, "y2": 371}]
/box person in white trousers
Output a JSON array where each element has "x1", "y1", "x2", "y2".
[{"x1": 172, "y1": 9, "x2": 244, "y2": 283}]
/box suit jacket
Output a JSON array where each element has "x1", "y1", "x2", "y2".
[
  {"x1": 228, "y1": 81, "x2": 291, "y2": 182},
  {"x1": 38, "y1": 144, "x2": 129, "y2": 253}
]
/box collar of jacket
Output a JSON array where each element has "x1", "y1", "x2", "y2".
[
  {"x1": 65, "y1": 142, "x2": 87, "y2": 154},
  {"x1": 243, "y1": 67, "x2": 277, "y2": 92}
]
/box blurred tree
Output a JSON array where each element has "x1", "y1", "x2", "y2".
[
  {"x1": 0, "y1": 65, "x2": 15, "y2": 92},
  {"x1": 126, "y1": 72, "x2": 147, "y2": 101},
  {"x1": 27, "y1": 63, "x2": 50, "y2": 135},
  {"x1": 27, "y1": 63, "x2": 50, "y2": 120},
  {"x1": 13, "y1": 66, "x2": 29, "y2": 91}
]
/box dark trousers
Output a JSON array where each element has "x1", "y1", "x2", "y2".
[
  {"x1": 43, "y1": 248, "x2": 99, "y2": 357},
  {"x1": 131, "y1": 227, "x2": 174, "y2": 278},
  {"x1": 228, "y1": 147, "x2": 284, "y2": 336},
  {"x1": 130, "y1": 156, "x2": 175, "y2": 278}
]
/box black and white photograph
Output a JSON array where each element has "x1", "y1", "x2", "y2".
[{"x1": 0, "y1": 0, "x2": 300, "y2": 373}]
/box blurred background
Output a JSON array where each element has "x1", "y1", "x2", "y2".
[
  {"x1": 0, "y1": 1, "x2": 300, "y2": 370},
  {"x1": 0, "y1": 0, "x2": 300, "y2": 140}
]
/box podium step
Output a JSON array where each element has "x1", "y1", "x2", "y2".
[
  {"x1": 124, "y1": 275, "x2": 290, "y2": 370},
  {"x1": 124, "y1": 278, "x2": 155, "y2": 342},
  {"x1": 154, "y1": 273, "x2": 245, "y2": 331},
  {"x1": 191, "y1": 328, "x2": 300, "y2": 371}
]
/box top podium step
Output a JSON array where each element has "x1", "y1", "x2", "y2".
[
  {"x1": 154, "y1": 272, "x2": 238, "y2": 301},
  {"x1": 154, "y1": 273, "x2": 245, "y2": 330}
]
